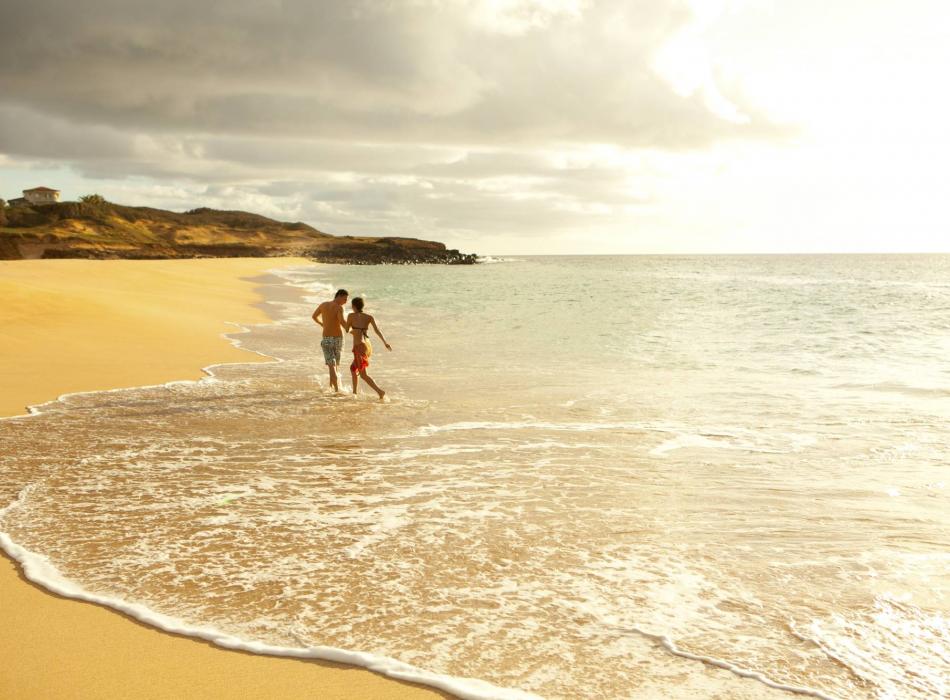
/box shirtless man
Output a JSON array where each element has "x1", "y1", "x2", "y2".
[{"x1": 312, "y1": 289, "x2": 349, "y2": 392}]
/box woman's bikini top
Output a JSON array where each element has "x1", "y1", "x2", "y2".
[{"x1": 351, "y1": 318, "x2": 369, "y2": 338}]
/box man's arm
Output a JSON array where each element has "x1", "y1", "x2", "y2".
[
  {"x1": 370, "y1": 317, "x2": 392, "y2": 350},
  {"x1": 312, "y1": 303, "x2": 324, "y2": 326},
  {"x1": 340, "y1": 305, "x2": 350, "y2": 332}
]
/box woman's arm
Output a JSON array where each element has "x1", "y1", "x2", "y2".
[
  {"x1": 370, "y1": 317, "x2": 392, "y2": 350},
  {"x1": 343, "y1": 311, "x2": 353, "y2": 332}
]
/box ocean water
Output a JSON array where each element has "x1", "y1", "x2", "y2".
[{"x1": 1, "y1": 255, "x2": 948, "y2": 699}]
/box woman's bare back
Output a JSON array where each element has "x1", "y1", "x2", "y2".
[{"x1": 347, "y1": 312, "x2": 372, "y2": 345}]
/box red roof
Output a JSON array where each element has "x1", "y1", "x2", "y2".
[{"x1": 24, "y1": 186, "x2": 59, "y2": 193}]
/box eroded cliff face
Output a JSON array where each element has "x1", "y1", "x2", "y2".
[
  {"x1": 0, "y1": 236, "x2": 20, "y2": 260},
  {"x1": 0, "y1": 202, "x2": 476, "y2": 264}
]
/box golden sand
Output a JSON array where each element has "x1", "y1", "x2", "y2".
[{"x1": 0, "y1": 258, "x2": 448, "y2": 700}]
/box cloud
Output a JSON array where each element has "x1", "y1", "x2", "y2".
[
  {"x1": 0, "y1": 105, "x2": 135, "y2": 161},
  {"x1": 0, "y1": 0, "x2": 777, "y2": 143},
  {"x1": 0, "y1": 0, "x2": 786, "y2": 247}
]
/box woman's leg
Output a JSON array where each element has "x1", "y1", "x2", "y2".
[
  {"x1": 350, "y1": 345, "x2": 364, "y2": 394},
  {"x1": 358, "y1": 370, "x2": 385, "y2": 399}
]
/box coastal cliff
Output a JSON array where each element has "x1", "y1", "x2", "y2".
[{"x1": 0, "y1": 201, "x2": 476, "y2": 264}]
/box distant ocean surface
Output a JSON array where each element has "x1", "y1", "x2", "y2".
[{"x1": 2, "y1": 255, "x2": 948, "y2": 699}]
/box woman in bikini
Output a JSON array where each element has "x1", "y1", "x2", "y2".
[{"x1": 346, "y1": 297, "x2": 392, "y2": 400}]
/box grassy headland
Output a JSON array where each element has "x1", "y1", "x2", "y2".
[{"x1": 0, "y1": 200, "x2": 476, "y2": 264}]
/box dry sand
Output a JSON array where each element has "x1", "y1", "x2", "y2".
[{"x1": 0, "y1": 258, "x2": 448, "y2": 700}]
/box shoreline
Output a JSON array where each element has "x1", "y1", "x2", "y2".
[{"x1": 0, "y1": 258, "x2": 450, "y2": 700}]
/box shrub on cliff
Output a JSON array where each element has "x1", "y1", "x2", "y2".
[{"x1": 0, "y1": 198, "x2": 6, "y2": 226}]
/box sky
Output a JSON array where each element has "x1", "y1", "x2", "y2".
[{"x1": 0, "y1": 0, "x2": 947, "y2": 254}]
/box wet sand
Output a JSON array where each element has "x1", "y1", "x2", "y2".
[{"x1": 0, "y1": 258, "x2": 448, "y2": 700}]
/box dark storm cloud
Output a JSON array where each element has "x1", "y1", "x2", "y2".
[
  {"x1": 0, "y1": 105, "x2": 135, "y2": 160},
  {"x1": 0, "y1": 0, "x2": 784, "y2": 240},
  {"x1": 0, "y1": 0, "x2": 775, "y2": 145}
]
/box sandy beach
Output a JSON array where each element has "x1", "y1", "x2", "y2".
[{"x1": 0, "y1": 258, "x2": 448, "y2": 700}]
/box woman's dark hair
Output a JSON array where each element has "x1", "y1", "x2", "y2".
[{"x1": 352, "y1": 297, "x2": 365, "y2": 311}]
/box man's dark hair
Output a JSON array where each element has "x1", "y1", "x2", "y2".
[
  {"x1": 352, "y1": 297, "x2": 365, "y2": 311},
  {"x1": 335, "y1": 289, "x2": 349, "y2": 299}
]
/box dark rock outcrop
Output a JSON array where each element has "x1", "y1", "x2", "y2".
[{"x1": 307, "y1": 237, "x2": 477, "y2": 265}]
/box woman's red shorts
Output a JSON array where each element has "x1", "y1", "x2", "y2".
[{"x1": 350, "y1": 344, "x2": 369, "y2": 373}]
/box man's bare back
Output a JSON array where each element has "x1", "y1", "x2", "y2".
[{"x1": 313, "y1": 300, "x2": 346, "y2": 337}]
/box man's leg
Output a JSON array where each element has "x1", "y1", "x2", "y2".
[{"x1": 324, "y1": 337, "x2": 342, "y2": 392}]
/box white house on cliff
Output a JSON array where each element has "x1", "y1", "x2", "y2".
[{"x1": 8, "y1": 186, "x2": 61, "y2": 207}]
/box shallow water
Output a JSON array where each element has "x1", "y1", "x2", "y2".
[{"x1": 2, "y1": 255, "x2": 948, "y2": 699}]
